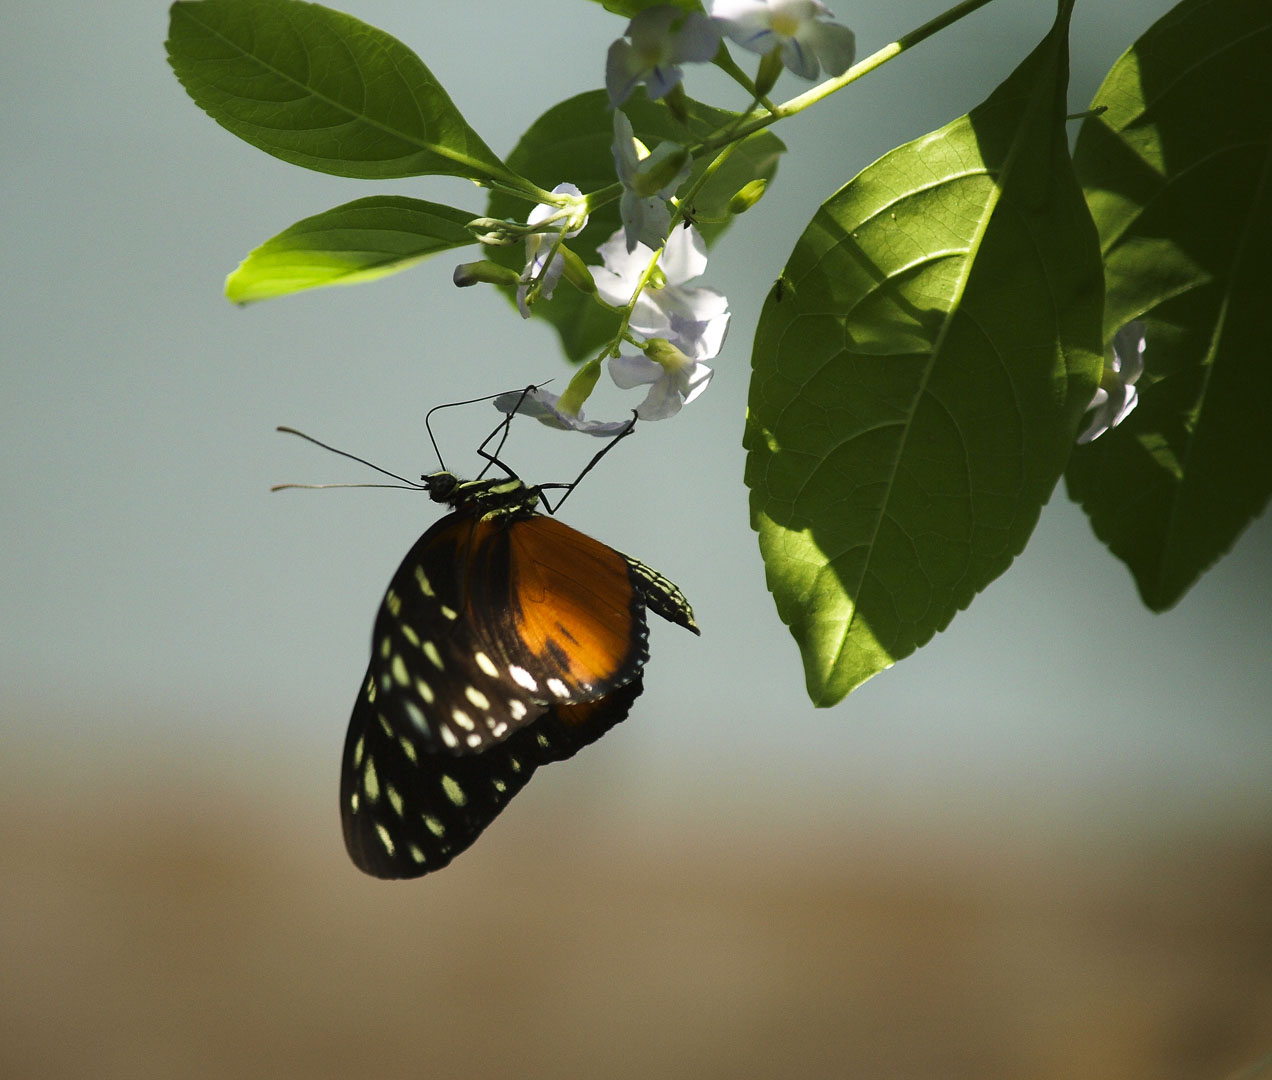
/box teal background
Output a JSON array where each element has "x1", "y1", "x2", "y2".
[{"x1": 4, "y1": 0, "x2": 1267, "y2": 823}]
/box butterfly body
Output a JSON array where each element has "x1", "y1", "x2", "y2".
[{"x1": 341, "y1": 470, "x2": 697, "y2": 879}]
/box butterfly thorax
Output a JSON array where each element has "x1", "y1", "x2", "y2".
[{"x1": 422, "y1": 470, "x2": 541, "y2": 523}]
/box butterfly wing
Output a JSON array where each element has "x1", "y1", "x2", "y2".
[
  {"x1": 341, "y1": 672, "x2": 643, "y2": 878},
  {"x1": 366, "y1": 512, "x2": 650, "y2": 757},
  {"x1": 465, "y1": 515, "x2": 651, "y2": 703}
]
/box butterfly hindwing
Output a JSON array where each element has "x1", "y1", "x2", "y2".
[{"x1": 341, "y1": 667, "x2": 643, "y2": 879}]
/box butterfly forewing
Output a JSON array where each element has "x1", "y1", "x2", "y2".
[
  {"x1": 341, "y1": 668, "x2": 643, "y2": 879},
  {"x1": 368, "y1": 512, "x2": 652, "y2": 758},
  {"x1": 469, "y1": 515, "x2": 650, "y2": 700}
]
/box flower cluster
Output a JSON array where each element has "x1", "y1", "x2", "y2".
[
  {"x1": 606, "y1": 1, "x2": 856, "y2": 107},
  {"x1": 467, "y1": 2, "x2": 855, "y2": 430}
]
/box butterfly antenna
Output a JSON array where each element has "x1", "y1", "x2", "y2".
[
  {"x1": 274, "y1": 426, "x2": 426, "y2": 490},
  {"x1": 426, "y1": 384, "x2": 551, "y2": 474},
  {"x1": 475, "y1": 384, "x2": 541, "y2": 480}
]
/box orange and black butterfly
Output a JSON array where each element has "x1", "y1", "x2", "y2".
[{"x1": 319, "y1": 409, "x2": 698, "y2": 879}]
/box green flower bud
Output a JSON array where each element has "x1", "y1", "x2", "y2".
[
  {"x1": 634, "y1": 145, "x2": 693, "y2": 198},
  {"x1": 452, "y1": 260, "x2": 521, "y2": 288},
  {"x1": 559, "y1": 248, "x2": 597, "y2": 294},
  {"x1": 754, "y1": 49, "x2": 783, "y2": 99},
  {"x1": 728, "y1": 179, "x2": 768, "y2": 215}
]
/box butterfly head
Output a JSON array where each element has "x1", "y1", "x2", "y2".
[{"x1": 422, "y1": 470, "x2": 461, "y2": 504}]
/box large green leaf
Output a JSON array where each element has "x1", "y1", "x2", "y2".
[
  {"x1": 587, "y1": 1, "x2": 703, "y2": 17},
  {"x1": 485, "y1": 90, "x2": 784, "y2": 363},
  {"x1": 1067, "y1": 0, "x2": 1272, "y2": 610},
  {"x1": 166, "y1": 0, "x2": 507, "y2": 182},
  {"x1": 744, "y1": 2, "x2": 1102, "y2": 706},
  {"x1": 225, "y1": 196, "x2": 476, "y2": 303}
]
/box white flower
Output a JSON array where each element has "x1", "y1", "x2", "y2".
[
  {"x1": 606, "y1": 6, "x2": 721, "y2": 108},
  {"x1": 712, "y1": 0, "x2": 856, "y2": 81},
  {"x1": 1077, "y1": 321, "x2": 1146, "y2": 444},
  {"x1": 492, "y1": 386, "x2": 633, "y2": 437},
  {"x1": 609, "y1": 340, "x2": 714, "y2": 421},
  {"x1": 612, "y1": 110, "x2": 692, "y2": 253},
  {"x1": 517, "y1": 182, "x2": 588, "y2": 318},
  {"x1": 594, "y1": 224, "x2": 730, "y2": 361}
]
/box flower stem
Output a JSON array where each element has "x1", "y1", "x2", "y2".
[{"x1": 701, "y1": 0, "x2": 1000, "y2": 150}]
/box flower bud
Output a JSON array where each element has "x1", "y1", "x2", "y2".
[
  {"x1": 558, "y1": 359, "x2": 602, "y2": 416},
  {"x1": 559, "y1": 248, "x2": 597, "y2": 295},
  {"x1": 452, "y1": 260, "x2": 521, "y2": 289},
  {"x1": 642, "y1": 337, "x2": 692, "y2": 372},
  {"x1": 634, "y1": 145, "x2": 693, "y2": 198},
  {"x1": 728, "y1": 179, "x2": 768, "y2": 215},
  {"x1": 754, "y1": 49, "x2": 783, "y2": 99},
  {"x1": 662, "y1": 81, "x2": 691, "y2": 126},
  {"x1": 466, "y1": 217, "x2": 520, "y2": 246}
]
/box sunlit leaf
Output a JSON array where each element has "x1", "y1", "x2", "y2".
[
  {"x1": 226, "y1": 196, "x2": 475, "y2": 303},
  {"x1": 744, "y1": 2, "x2": 1102, "y2": 705},
  {"x1": 166, "y1": 0, "x2": 506, "y2": 182}
]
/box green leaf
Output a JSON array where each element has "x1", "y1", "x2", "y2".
[
  {"x1": 225, "y1": 196, "x2": 476, "y2": 303},
  {"x1": 166, "y1": 0, "x2": 507, "y2": 182},
  {"x1": 744, "y1": 2, "x2": 1102, "y2": 706},
  {"x1": 587, "y1": 0, "x2": 704, "y2": 17},
  {"x1": 485, "y1": 89, "x2": 784, "y2": 363},
  {"x1": 1067, "y1": 0, "x2": 1272, "y2": 611}
]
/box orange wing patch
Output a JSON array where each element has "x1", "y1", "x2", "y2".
[{"x1": 506, "y1": 516, "x2": 645, "y2": 696}]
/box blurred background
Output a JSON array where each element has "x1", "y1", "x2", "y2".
[{"x1": 3, "y1": 0, "x2": 1270, "y2": 1077}]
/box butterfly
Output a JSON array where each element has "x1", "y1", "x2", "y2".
[{"x1": 339, "y1": 468, "x2": 699, "y2": 879}]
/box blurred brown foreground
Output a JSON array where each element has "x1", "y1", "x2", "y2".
[{"x1": 4, "y1": 751, "x2": 1271, "y2": 1080}]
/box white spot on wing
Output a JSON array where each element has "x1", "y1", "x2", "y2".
[
  {"x1": 475, "y1": 652, "x2": 498, "y2": 677},
  {"x1": 363, "y1": 758, "x2": 380, "y2": 802},
  {"x1": 399, "y1": 735, "x2": 418, "y2": 763},
  {"x1": 452, "y1": 709, "x2": 475, "y2": 731},
  {"x1": 509, "y1": 665, "x2": 538, "y2": 692},
  {"x1": 391, "y1": 655, "x2": 410, "y2": 687},
  {"x1": 440, "y1": 775, "x2": 467, "y2": 807},
  {"x1": 375, "y1": 823, "x2": 395, "y2": 855},
  {"x1": 405, "y1": 700, "x2": 427, "y2": 733},
  {"x1": 546, "y1": 677, "x2": 570, "y2": 698},
  {"x1": 465, "y1": 686, "x2": 491, "y2": 711},
  {"x1": 423, "y1": 641, "x2": 444, "y2": 671}
]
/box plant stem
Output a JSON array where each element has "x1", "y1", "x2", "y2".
[{"x1": 701, "y1": 0, "x2": 1000, "y2": 151}]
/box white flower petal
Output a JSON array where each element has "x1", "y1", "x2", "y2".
[
  {"x1": 659, "y1": 224, "x2": 709, "y2": 285},
  {"x1": 805, "y1": 20, "x2": 855, "y2": 77},
  {"x1": 493, "y1": 387, "x2": 632, "y2": 437},
  {"x1": 635, "y1": 376, "x2": 686, "y2": 421},
  {"x1": 607, "y1": 353, "x2": 663, "y2": 389},
  {"x1": 1076, "y1": 321, "x2": 1148, "y2": 444},
  {"x1": 779, "y1": 36, "x2": 819, "y2": 80}
]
